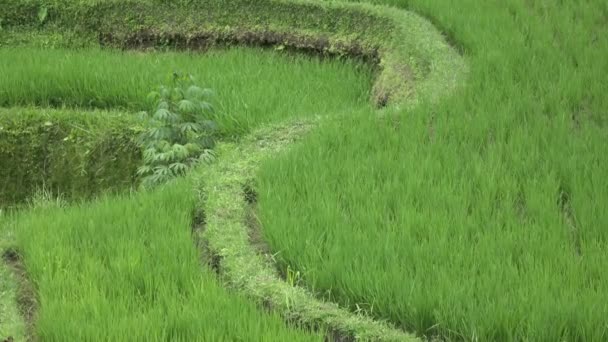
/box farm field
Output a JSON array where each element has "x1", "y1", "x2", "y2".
[{"x1": 1, "y1": 0, "x2": 607, "y2": 341}]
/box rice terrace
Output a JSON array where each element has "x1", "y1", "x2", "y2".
[{"x1": 0, "y1": 0, "x2": 606, "y2": 341}]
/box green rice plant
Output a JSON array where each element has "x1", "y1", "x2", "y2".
[
  {"x1": 259, "y1": 109, "x2": 608, "y2": 341},
  {"x1": 137, "y1": 73, "x2": 218, "y2": 188},
  {"x1": 1, "y1": 179, "x2": 323, "y2": 341},
  {"x1": 0, "y1": 47, "x2": 374, "y2": 136}
]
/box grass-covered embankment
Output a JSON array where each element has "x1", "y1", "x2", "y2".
[
  {"x1": 0, "y1": 107, "x2": 142, "y2": 207},
  {"x1": 256, "y1": 0, "x2": 608, "y2": 341}
]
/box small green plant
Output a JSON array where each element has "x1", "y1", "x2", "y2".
[
  {"x1": 137, "y1": 72, "x2": 218, "y2": 188},
  {"x1": 37, "y1": 6, "x2": 48, "y2": 25},
  {"x1": 285, "y1": 265, "x2": 302, "y2": 287},
  {"x1": 27, "y1": 185, "x2": 66, "y2": 209}
]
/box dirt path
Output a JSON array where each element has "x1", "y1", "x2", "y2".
[{"x1": 1, "y1": 245, "x2": 34, "y2": 342}]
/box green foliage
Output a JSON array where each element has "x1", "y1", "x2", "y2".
[{"x1": 137, "y1": 73, "x2": 218, "y2": 188}]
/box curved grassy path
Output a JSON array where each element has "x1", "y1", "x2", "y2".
[{"x1": 196, "y1": 118, "x2": 418, "y2": 341}]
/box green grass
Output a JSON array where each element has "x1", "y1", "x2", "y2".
[
  {"x1": 256, "y1": 0, "x2": 608, "y2": 341},
  {"x1": 0, "y1": 180, "x2": 323, "y2": 341},
  {"x1": 0, "y1": 46, "x2": 373, "y2": 136}
]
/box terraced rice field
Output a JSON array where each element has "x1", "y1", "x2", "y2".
[
  {"x1": 0, "y1": 46, "x2": 371, "y2": 340},
  {"x1": 1, "y1": 0, "x2": 607, "y2": 341}
]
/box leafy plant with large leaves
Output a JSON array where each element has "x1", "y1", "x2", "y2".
[{"x1": 137, "y1": 73, "x2": 218, "y2": 188}]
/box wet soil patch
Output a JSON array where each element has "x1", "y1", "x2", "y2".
[
  {"x1": 190, "y1": 207, "x2": 222, "y2": 276},
  {"x1": 2, "y1": 247, "x2": 38, "y2": 342},
  {"x1": 242, "y1": 185, "x2": 272, "y2": 257},
  {"x1": 241, "y1": 184, "x2": 297, "y2": 283}
]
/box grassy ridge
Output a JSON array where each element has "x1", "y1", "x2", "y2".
[
  {"x1": 0, "y1": 107, "x2": 143, "y2": 207},
  {"x1": 257, "y1": 0, "x2": 608, "y2": 341},
  {"x1": 1, "y1": 180, "x2": 323, "y2": 341}
]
